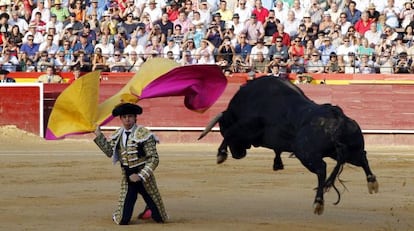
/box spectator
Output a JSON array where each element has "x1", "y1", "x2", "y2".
[
  {"x1": 181, "y1": 38, "x2": 197, "y2": 56},
  {"x1": 197, "y1": 0, "x2": 212, "y2": 25},
  {"x1": 211, "y1": 12, "x2": 225, "y2": 30},
  {"x1": 59, "y1": 39, "x2": 75, "y2": 64},
  {"x1": 303, "y1": 39, "x2": 316, "y2": 61},
  {"x1": 64, "y1": 13, "x2": 84, "y2": 36},
  {"x1": 95, "y1": 34, "x2": 115, "y2": 58},
  {"x1": 400, "y1": 1, "x2": 414, "y2": 29},
  {"x1": 91, "y1": 47, "x2": 109, "y2": 71},
  {"x1": 125, "y1": 51, "x2": 144, "y2": 72},
  {"x1": 144, "y1": 36, "x2": 164, "y2": 59},
  {"x1": 288, "y1": 55, "x2": 306, "y2": 74},
  {"x1": 391, "y1": 35, "x2": 407, "y2": 56},
  {"x1": 0, "y1": 50, "x2": 19, "y2": 72},
  {"x1": 123, "y1": 37, "x2": 145, "y2": 58},
  {"x1": 46, "y1": 15, "x2": 64, "y2": 40},
  {"x1": 306, "y1": 51, "x2": 324, "y2": 73},
  {"x1": 288, "y1": 37, "x2": 304, "y2": 61},
  {"x1": 364, "y1": 22, "x2": 381, "y2": 48},
  {"x1": 86, "y1": 0, "x2": 104, "y2": 21},
  {"x1": 250, "y1": 38, "x2": 268, "y2": 64},
  {"x1": 250, "y1": 51, "x2": 269, "y2": 72},
  {"x1": 30, "y1": 11, "x2": 47, "y2": 35},
  {"x1": 233, "y1": 0, "x2": 251, "y2": 23},
  {"x1": 394, "y1": 51, "x2": 411, "y2": 73},
  {"x1": 31, "y1": 0, "x2": 50, "y2": 23},
  {"x1": 338, "y1": 12, "x2": 352, "y2": 36},
  {"x1": 4, "y1": 37, "x2": 20, "y2": 58},
  {"x1": 367, "y1": 3, "x2": 380, "y2": 22},
  {"x1": 23, "y1": 23, "x2": 44, "y2": 45},
  {"x1": 54, "y1": 50, "x2": 72, "y2": 72},
  {"x1": 252, "y1": 0, "x2": 269, "y2": 24},
  {"x1": 8, "y1": 25, "x2": 24, "y2": 47},
  {"x1": 354, "y1": 11, "x2": 372, "y2": 37},
  {"x1": 50, "y1": 0, "x2": 70, "y2": 23},
  {"x1": 382, "y1": 0, "x2": 400, "y2": 29},
  {"x1": 79, "y1": 22, "x2": 97, "y2": 45},
  {"x1": 8, "y1": 11, "x2": 28, "y2": 34},
  {"x1": 107, "y1": 50, "x2": 127, "y2": 72},
  {"x1": 73, "y1": 33, "x2": 95, "y2": 59},
  {"x1": 143, "y1": 0, "x2": 163, "y2": 23},
  {"x1": 190, "y1": 11, "x2": 203, "y2": 30},
  {"x1": 319, "y1": 12, "x2": 336, "y2": 35},
  {"x1": 0, "y1": 70, "x2": 15, "y2": 82},
  {"x1": 216, "y1": 0, "x2": 233, "y2": 22},
  {"x1": 156, "y1": 13, "x2": 174, "y2": 41},
  {"x1": 217, "y1": 36, "x2": 235, "y2": 66},
  {"x1": 39, "y1": 34, "x2": 60, "y2": 57},
  {"x1": 358, "y1": 54, "x2": 375, "y2": 74},
  {"x1": 37, "y1": 65, "x2": 64, "y2": 83},
  {"x1": 113, "y1": 27, "x2": 128, "y2": 53},
  {"x1": 324, "y1": 52, "x2": 343, "y2": 73},
  {"x1": 271, "y1": 23, "x2": 290, "y2": 46},
  {"x1": 319, "y1": 36, "x2": 337, "y2": 65},
  {"x1": 336, "y1": 36, "x2": 357, "y2": 63},
  {"x1": 326, "y1": 2, "x2": 341, "y2": 24},
  {"x1": 283, "y1": 10, "x2": 300, "y2": 37},
  {"x1": 195, "y1": 39, "x2": 215, "y2": 63},
  {"x1": 403, "y1": 25, "x2": 414, "y2": 47},
  {"x1": 20, "y1": 35, "x2": 40, "y2": 61},
  {"x1": 263, "y1": 10, "x2": 278, "y2": 37},
  {"x1": 302, "y1": 12, "x2": 314, "y2": 31},
  {"x1": 170, "y1": 23, "x2": 185, "y2": 45},
  {"x1": 69, "y1": 0, "x2": 86, "y2": 23},
  {"x1": 36, "y1": 50, "x2": 52, "y2": 72},
  {"x1": 273, "y1": 1, "x2": 287, "y2": 23},
  {"x1": 343, "y1": 52, "x2": 360, "y2": 74},
  {"x1": 67, "y1": 65, "x2": 82, "y2": 84},
  {"x1": 73, "y1": 50, "x2": 91, "y2": 71},
  {"x1": 166, "y1": 1, "x2": 180, "y2": 22},
  {"x1": 345, "y1": 1, "x2": 361, "y2": 25},
  {"x1": 234, "y1": 33, "x2": 251, "y2": 64},
  {"x1": 375, "y1": 51, "x2": 393, "y2": 74},
  {"x1": 244, "y1": 14, "x2": 264, "y2": 45},
  {"x1": 228, "y1": 13, "x2": 244, "y2": 37},
  {"x1": 163, "y1": 38, "x2": 180, "y2": 61},
  {"x1": 179, "y1": 50, "x2": 197, "y2": 65},
  {"x1": 205, "y1": 21, "x2": 222, "y2": 47},
  {"x1": 291, "y1": 0, "x2": 304, "y2": 20}
]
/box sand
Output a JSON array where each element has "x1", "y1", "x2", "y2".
[{"x1": 0, "y1": 125, "x2": 413, "y2": 231}]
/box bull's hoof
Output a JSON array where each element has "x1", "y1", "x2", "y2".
[
  {"x1": 273, "y1": 163, "x2": 284, "y2": 171},
  {"x1": 217, "y1": 154, "x2": 228, "y2": 164},
  {"x1": 313, "y1": 197, "x2": 324, "y2": 215},
  {"x1": 367, "y1": 175, "x2": 379, "y2": 194}
]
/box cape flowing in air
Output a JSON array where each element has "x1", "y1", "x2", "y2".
[{"x1": 45, "y1": 58, "x2": 228, "y2": 140}]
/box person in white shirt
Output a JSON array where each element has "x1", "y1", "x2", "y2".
[
  {"x1": 142, "y1": 0, "x2": 163, "y2": 23},
  {"x1": 94, "y1": 35, "x2": 114, "y2": 58},
  {"x1": 283, "y1": 10, "x2": 300, "y2": 37},
  {"x1": 336, "y1": 36, "x2": 357, "y2": 63},
  {"x1": 272, "y1": 1, "x2": 288, "y2": 22},
  {"x1": 8, "y1": 11, "x2": 28, "y2": 34},
  {"x1": 364, "y1": 22, "x2": 381, "y2": 48},
  {"x1": 163, "y1": 38, "x2": 180, "y2": 61},
  {"x1": 233, "y1": 0, "x2": 252, "y2": 23}
]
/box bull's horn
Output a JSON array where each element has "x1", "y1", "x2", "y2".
[{"x1": 198, "y1": 112, "x2": 223, "y2": 140}]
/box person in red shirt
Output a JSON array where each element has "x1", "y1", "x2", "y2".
[
  {"x1": 252, "y1": 0, "x2": 269, "y2": 24},
  {"x1": 354, "y1": 11, "x2": 372, "y2": 37},
  {"x1": 271, "y1": 23, "x2": 291, "y2": 47}
]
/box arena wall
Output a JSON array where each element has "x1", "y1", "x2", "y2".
[{"x1": 1, "y1": 77, "x2": 414, "y2": 145}]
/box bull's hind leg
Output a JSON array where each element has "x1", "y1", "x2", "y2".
[
  {"x1": 313, "y1": 166, "x2": 327, "y2": 215},
  {"x1": 273, "y1": 150, "x2": 284, "y2": 171},
  {"x1": 348, "y1": 152, "x2": 379, "y2": 194}
]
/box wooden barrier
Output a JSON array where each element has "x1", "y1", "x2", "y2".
[{"x1": 34, "y1": 82, "x2": 414, "y2": 145}]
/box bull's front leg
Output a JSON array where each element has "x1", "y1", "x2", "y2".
[
  {"x1": 313, "y1": 167, "x2": 327, "y2": 215},
  {"x1": 217, "y1": 140, "x2": 228, "y2": 164},
  {"x1": 273, "y1": 150, "x2": 284, "y2": 171}
]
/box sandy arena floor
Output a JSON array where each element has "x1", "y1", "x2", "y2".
[{"x1": 0, "y1": 126, "x2": 413, "y2": 231}]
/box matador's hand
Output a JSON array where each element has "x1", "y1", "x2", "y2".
[
  {"x1": 129, "y1": 173, "x2": 141, "y2": 182},
  {"x1": 94, "y1": 126, "x2": 103, "y2": 137}
]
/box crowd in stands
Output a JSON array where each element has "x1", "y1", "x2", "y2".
[{"x1": 1, "y1": 0, "x2": 414, "y2": 77}]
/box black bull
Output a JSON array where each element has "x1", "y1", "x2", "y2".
[{"x1": 199, "y1": 76, "x2": 379, "y2": 215}]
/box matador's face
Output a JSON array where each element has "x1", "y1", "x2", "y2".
[{"x1": 120, "y1": 114, "x2": 137, "y2": 130}]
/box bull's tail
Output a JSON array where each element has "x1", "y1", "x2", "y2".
[{"x1": 198, "y1": 112, "x2": 223, "y2": 140}]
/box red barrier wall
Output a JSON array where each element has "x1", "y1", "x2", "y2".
[{"x1": 0, "y1": 84, "x2": 43, "y2": 136}]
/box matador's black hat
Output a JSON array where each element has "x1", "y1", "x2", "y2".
[{"x1": 112, "y1": 94, "x2": 143, "y2": 116}]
